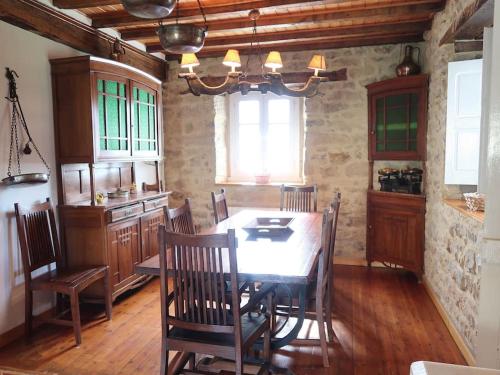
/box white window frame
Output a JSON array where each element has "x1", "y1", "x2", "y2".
[{"x1": 228, "y1": 92, "x2": 303, "y2": 183}]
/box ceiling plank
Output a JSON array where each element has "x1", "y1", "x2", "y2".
[
  {"x1": 440, "y1": 0, "x2": 493, "y2": 45},
  {"x1": 454, "y1": 40, "x2": 484, "y2": 53},
  {"x1": 167, "y1": 32, "x2": 423, "y2": 59},
  {"x1": 53, "y1": 0, "x2": 120, "y2": 8},
  {"x1": 119, "y1": 1, "x2": 443, "y2": 40},
  {"x1": 0, "y1": 0, "x2": 166, "y2": 80},
  {"x1": 146, "y1": 19, "x2": 431, "y2": 52},
  {"x1": 92, "y1": 0, "x2": 325, "y2": 28}
]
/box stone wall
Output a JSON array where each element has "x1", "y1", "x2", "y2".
[
  {"x1": 163, "y1": 45, "x2": 408, "y2": 259},
  {"x1": 422, "y1": 0, "x2": 484, "y2": 356}
]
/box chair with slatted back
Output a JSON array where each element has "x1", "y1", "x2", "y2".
[
  {"x1": 280, "y1": 184, "x2": 318, "y2": 212},
  {"x1": 274, "y1": 192, "x2": 341, "y2": 367},
  {"x1": 142, "y1": 181, "x2": 163, "y2": 192},
  {"x1": 158, "y1": 227, "x2": 272, "y2": 375},
  {"x1": 15, "y1": 198, "x2": 112, "y2": 346},
  {"x1": 211, "y1": 188, "x2": 229, "y2": 224},
  {"x1": 165, "y1": 198, "x2": 196, "y2": 234}
]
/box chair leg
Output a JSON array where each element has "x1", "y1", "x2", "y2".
[
  {"x1": 69, "y1": 290, "x2": 82, "y2": 346},
  {"x1": 235, "y1": 353, "x2": 244, "y2": 375},
  {"x1": 263, "y1": 318, "x2": 271, "y2": 372},
  {"x1": 160, "y1": 337, "x2": 168, "y2": 375},
  {"x1": 316, "y1": 299, "x2": 329, "y2": 368},
  {"x1": 103, "y1": 269, "x2": 113, "y2": 320},
  {"x1": 325, "y1": 293, "x2": 335, "y2": 342},
  {"x1": 25, "y1": 289, "x2": 33, "y2": 338},
  {"x1": 188, "y1": 353, "x2": 195, "y2": 370}
]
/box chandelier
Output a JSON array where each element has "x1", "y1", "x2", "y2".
[{"x1": 178, "y1": 9, "x2": 327, "y2": 97}]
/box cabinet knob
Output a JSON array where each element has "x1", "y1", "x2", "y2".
[{"x1": 368, "y1": 225, "x2": 373, "y2": 230}]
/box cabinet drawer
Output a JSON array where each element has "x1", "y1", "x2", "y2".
[
  {"x1": 107, "y1": 204, "x2": 143, "y2": 223},
  {"x1": 143, "y1": 197, "x2": 168, "y2": 212}
]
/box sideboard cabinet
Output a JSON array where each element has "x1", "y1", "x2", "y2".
[{"x1": 51, "y1": 56, "x2": 168, "y2": 300}]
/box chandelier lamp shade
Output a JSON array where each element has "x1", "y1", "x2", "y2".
[
  {"x1": 120, "y1": 0, "x2": 176, "y2": 19},
  {"x1": 264, "y1": 51, "x2": 283, "y2": 72},
  {"x1": 222, "y1": 49, "x2": 242, "y2": 72},
  {"x1": 180, "y1": 53, "x2": 200, "y2": 73},
  {"x1": 308, "y1": 55, "x2": 327, "y2": 76}
]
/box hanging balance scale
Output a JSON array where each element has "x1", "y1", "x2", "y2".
[{"x1": 2, "y1": 68, "x2": 50, "y2": 185}]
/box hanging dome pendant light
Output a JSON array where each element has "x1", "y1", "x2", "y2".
[
  {"x1": 157, "y1": 0, "x2": 208, "y2": 54},
  {"x1": 121, "y1": 0, "x2": 176, "y2": 19}
]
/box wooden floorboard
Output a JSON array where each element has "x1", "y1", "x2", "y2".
[{"x1": 0, "y1": 265, "x2": 466, "y2": 374}]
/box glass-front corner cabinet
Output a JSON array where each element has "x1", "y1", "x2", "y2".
[
  {"x1": 367, "y1": 75, "x2": 428, "y2": 161},
  {"x1": 50, "y1": 56, "x2": 162, "y2": 164}
]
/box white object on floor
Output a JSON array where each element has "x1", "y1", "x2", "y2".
[{"x1": 410, "y1": 361, "x2": 500, "y2": 375}]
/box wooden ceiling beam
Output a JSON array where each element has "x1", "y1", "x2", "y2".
[
  {"x1": 454, "y1": 40, "x2": 484, "y2": 53},
  {"x1": 92, "y1": 0, "x2": 324, "y2": 28},
  {"x1": 0, "y1": 0, "x2": 167, "y2": 80},
  {"x1": 167, "y1": 32, "x2": 423, "y2": 59},
  {"x1": 440, "y1": 0, "x2": 493, "y2": 45},
  {"x1": 53, "y1": 0, "x2": 120, "y2": 8},
  {"x1": 146, "y1": 19, "x2": 431, "y2": 53},
  {"x1": 120, "y1": 1, "x2": 442, "y2": 40}
]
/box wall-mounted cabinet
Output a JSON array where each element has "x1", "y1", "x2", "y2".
[
  {"x1": 367, "y1": 75, "x2": 428, "y2": 161},
  {"x1": 51, "y1": 56, "x2": 162, "y2": 163}
]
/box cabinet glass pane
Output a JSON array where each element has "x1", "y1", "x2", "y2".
[
  {"x1": 97, "y1": 78, "x2": 128, "y2": 152},
  {"x1": 132, "y1": 87, "x2": 157, "y2": 152},
  {"x1": 374, "y1": 93, "x2": 419, "y2": 153}
]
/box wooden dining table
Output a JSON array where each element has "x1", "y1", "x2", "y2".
[{"x1": 135, "y1": 209, "x2": 323, "y2": 349}]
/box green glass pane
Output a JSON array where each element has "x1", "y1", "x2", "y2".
[
  {"x1": 409, "y1": 141, "x2": 417, "y2": 151},
  {"x1": 108, "y1": 139, "x2": 119, "y2": 150},
  {"x1": 386, "y1": 94, "x2": 408, "y2": 107},
  {"x1": 119, "y1": 99, "x2": 127, "y2": 140},
  {"x1": 136, "y1": 141, "x2": 140, "y2": 150},
  {"x1": 97, "y1": 79, "x2": 104, "y2": 92},
  {"x1": 149, "y1": 106, "x2": 155, "y2": 141},
  {"x1": 100, "y1": 139, "x2": 105, "y2": 150},
  {"x1": 133, "y1": 88, "x2": 138, "y2": 100},
  {"x1": 105, "y1": 81, "x2": 118, "y2": 95},
  {"x1": 98, "y1": 94, "x2": 105, "y2": 136},
  {"x1": 139, "y1": 103, "x2": 149, "y2": 139},
  {"x1": 119, "y1": 83, "x2": 126, "y2": 97},
  {"x1": 386, "y1": 107, "x2": 407, "y2": 141},
  {"x1": 150, "y1": 94, "x2": 155, "y2": 104},
  {"x1": 120, "y1": 140, "x2": 128, "y2": 150},
  {"x1": 376, "y1": 143, "x2": 384, "y2": 152},
  {"x1": 139, "y1": 89, "x2": 148, "y2": 103},
  {"x1": 106, "y1": 97, "x2": 119, "y2": 138},
  {"x1": 386, "y1": 142, "x2": 408, "y2": 151}
]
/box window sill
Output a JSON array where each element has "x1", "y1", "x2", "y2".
[
  {"x1": 443, "y1": 199, "x2": 484, "y2": 223},
  {"x1": 215, "y1": 181, "x2": 306, "y2": 187}
]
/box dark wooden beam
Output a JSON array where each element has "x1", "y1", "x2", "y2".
[
  {"x1": 454, "y1": 40, "x2": 484, "y2": 53},
  {"x1": 0, "y1": 0, "x2": 167, "y2": 80},
  {"x1": 53, "y1": 0, "x2": 120, "y2": 8},
  {"x1": 440, "y1": 0, "x2": 494, "y2": 45},
  {"x1": 92, "y1": 0, "x2": 324, "y2": 28},
  {"x1": 168, "y1": 32, "x2": 423, "y2": 59},
  {"x1": 119, "y1": 1, "x2": 443, "y2": 39},
  {"x1": 146, "y1": 19, "x2": 431, "y2": 53}
]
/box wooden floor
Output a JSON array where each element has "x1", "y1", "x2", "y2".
[{"x1": 0, "y1": 266, "x2": 466, "y2": 375}]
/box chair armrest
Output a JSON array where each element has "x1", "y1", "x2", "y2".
[{"x1": 240, "y1": 283, "x2": 277, "y2": 316}]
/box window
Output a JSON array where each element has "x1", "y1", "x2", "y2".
[
  {"x1": 228, "y1": 92, "x2": 303, "y2": 183},
  {"x1": 445, "y1": 59, "x2": 483, "y2": 185}
]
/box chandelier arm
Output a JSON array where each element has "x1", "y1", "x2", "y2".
[
  {"x1": 179, "y1": 73, "x2": 240, "y2": 95},
  {"x1": 264, "y1": 76, "x2": 322, "y2": 98}
]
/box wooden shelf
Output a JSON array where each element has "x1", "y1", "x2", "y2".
[{"x1": 444, "y1": 199, "x2": 484, "y2": 223}]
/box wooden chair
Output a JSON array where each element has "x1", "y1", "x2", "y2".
[
  {"x1": 14, "y1": 198, "x2": 112, "y2": 346},
  {"x1": 275, "y1": 192, "x2": 341, "y2": 367},
  {"x1": 211, "y1": 188, "x2": 229, "y2": 224},
  {"x1": 142, "y1": 181, "x2": 163, "y2": 192},
  {"x1": 280, "y1": 184, "x2": 318, "y2": 212},
  {"x1": 165, "y1": 198, "x2": 196, "y2": 234},
  {"x1": 158, "y1": 227, "x2": 271, "y2": 375}
]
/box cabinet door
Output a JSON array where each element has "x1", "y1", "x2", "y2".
[
  {"x1": 140, "y1": 209, "x2": 165, "y2": 261},
  {"x1": 369, "y1": 206, "x2": 423, "y2": 271},
  {"x1": 94, "y1": 73, "x2": 131, "y2": 160},
  {"x1": 131, "y1": 81, "x2": 160, "y2": 159},
  {"x1": 107, "y1": 218, "x2": 141, "y2": 291}
]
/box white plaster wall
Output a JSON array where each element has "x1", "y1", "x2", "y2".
[{"x1": 0, "y1": 21, "x2": 82, "y2": 335}]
